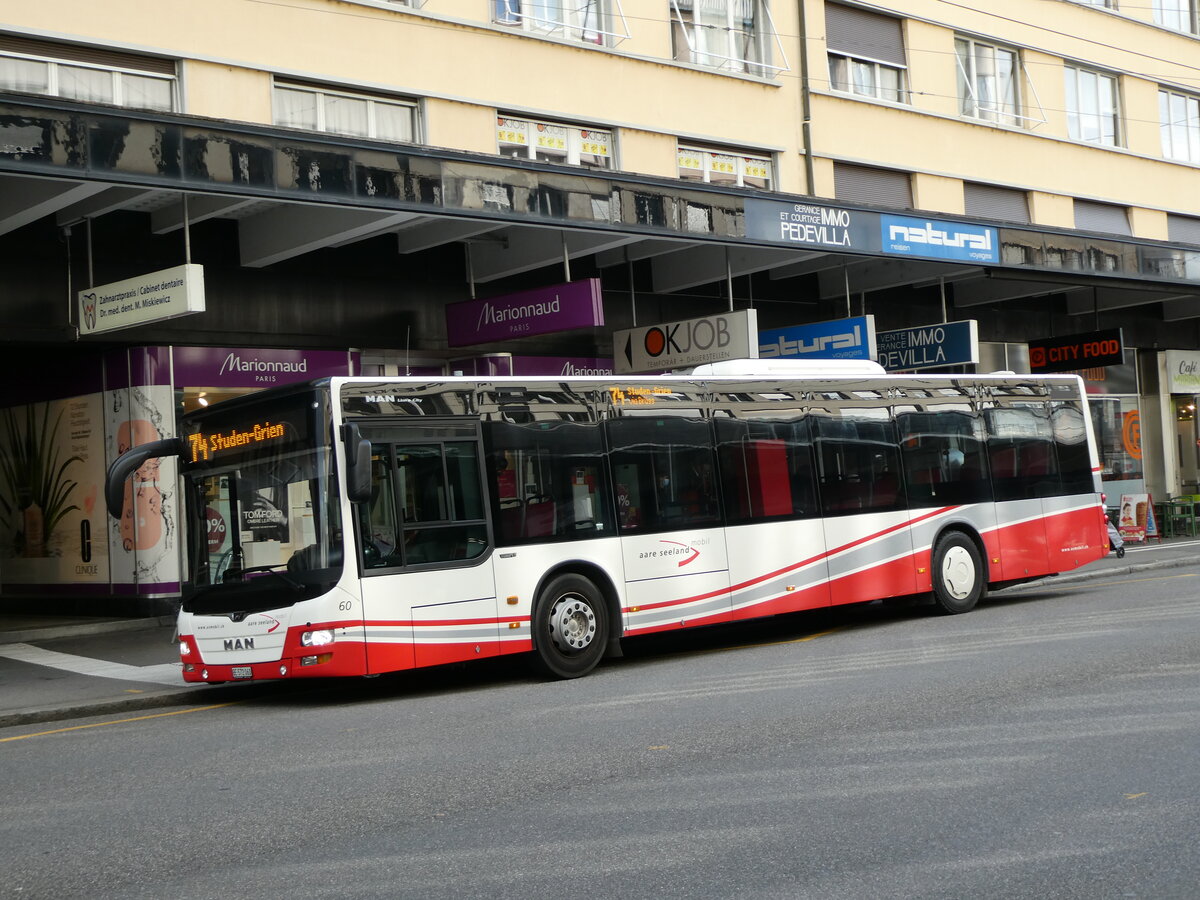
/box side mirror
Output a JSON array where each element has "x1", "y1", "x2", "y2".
[
  {"x1": 105, "y1": 438, "x2": 183, "y2": 520},
  {"x1": 343, "y1": 423, "x2": 373, "y2": 503}
]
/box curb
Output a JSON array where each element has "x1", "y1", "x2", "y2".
[
  {"x1": 0, "y1": 682, "x2": 275, "y2": 730},
  {"x1": 1012, "y1": 555, "x2": 1199, "y2": 590},
  {"x1": 0, "y1": 615, "x2": 176, "y2": 646}
]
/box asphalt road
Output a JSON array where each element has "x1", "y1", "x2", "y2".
[{"x1": 3, "y1": 567, "x2": 1198, "y2": 900}]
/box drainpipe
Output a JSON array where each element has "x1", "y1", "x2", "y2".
[{"x1": 798, "y1": 0, "x2": 816, "y2": 195}]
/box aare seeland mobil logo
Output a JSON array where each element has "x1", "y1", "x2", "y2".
[{"x1": 637, "y1": 537, "x2": 709, "y2": 566}]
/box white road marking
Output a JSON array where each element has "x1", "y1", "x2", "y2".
[{"x1": 0, "y1": 643, "x2": 184, "y2": 686}]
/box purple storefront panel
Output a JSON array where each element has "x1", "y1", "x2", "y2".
[
  {"x1": 509, "y1": 356, "x2": 615, "y2": 377},
  {"x1": 446, "y1": 279, "x2": 604, "y2": 347},
  {"x1": 171, "y1": 346, "x2": 358, "y2": 388}
]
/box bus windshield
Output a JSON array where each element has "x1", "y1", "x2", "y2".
[{"x1": 180, "y1": 388, "x2": 342, "y2": 613}]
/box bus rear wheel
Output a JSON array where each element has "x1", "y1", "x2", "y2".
[
  {"x1": 532, "y1": 573, "x2": 609, "y2": 679},
  {"x1": 931, "y1": 531, "x2": 985, "y2": 615}
]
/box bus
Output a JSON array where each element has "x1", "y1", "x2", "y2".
[{"x1": 104, "y1": 360, "x2": 1110, "y2": 684}]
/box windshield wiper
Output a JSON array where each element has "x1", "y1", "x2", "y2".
[{"x1": 223, "y1": 564, "x2": 307, "y2": 592}]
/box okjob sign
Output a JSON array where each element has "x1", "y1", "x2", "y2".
[
  {"x1": 877, "y1": 320, "x2": 979, "y2": 371},
  {"x1": 758, "y1": 315, "x2": 877, "y2": 362},
  {"x1": 614, "y1": 309, "x2": 758, "y2": 374},
  {"x1": 1028, "y1": 328, "x2": 1124, "y2": 374},
  {"x1": 78, "y1": 264, "x2": 205, "y2": 336}
]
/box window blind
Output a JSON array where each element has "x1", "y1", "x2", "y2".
[{"x1": 825, "y1": 2, "x2": 906, "y2": 67}]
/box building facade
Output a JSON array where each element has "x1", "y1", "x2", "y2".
[{"x1": 3, "y1": 0, "x2": 1200, "y2": 609}]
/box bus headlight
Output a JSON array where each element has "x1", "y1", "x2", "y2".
[
  {"x1": 179, "y1": 640, "x2": 191, "y2": 656},
  {"x1": 301, "y1": 629, "x2": 335, "y2": 647}
]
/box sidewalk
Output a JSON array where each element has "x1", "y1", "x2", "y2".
[{"x1": 2, "y1": 536, "x2": 1197, "y2": 729}]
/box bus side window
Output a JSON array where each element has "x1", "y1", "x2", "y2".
[
  {"x1": 607, "y1": 415, "x2": 719, "y2": 534},
  {"x1": 482, "y1": 419, "x2": 615, "y2": 544},
  {"x1": 897, "y1": 409, "x2": 991, "y2": 507},
  {"x1": 715, "y1": 417, "x2": 817, "y2": 523},
  {"x1": 1052, "y1": 402, "x2": 1094, "y2": 495},
  {"x1": 813, "y1": 413, "x2": 905, "y2": 516},
  {"x1": 987, "y1": 406, "x2": 1059, "y2": 501}
]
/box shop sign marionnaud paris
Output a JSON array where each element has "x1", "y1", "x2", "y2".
[
  {"x1": 1164, "y1": 349, "x2": 1200, "y2": 393},
  {"x1": 758, "y1": 315, "x2": 877, "y2": 362},
  {"x1": 445, "y1": 278, "x2": 604, "y2": 347},
  {"x1": 614, "y1": 309, "x2": 758, "y2": 374},
  {"x1": 78, "y1": 264, "x2": 205, "y2": 336},
  {"x1": 876, "y1": 320, "x2": 979, "y2": 371},
  {"x1": 1028, "y1": 328, "x2": 1124, "y2": 374}
]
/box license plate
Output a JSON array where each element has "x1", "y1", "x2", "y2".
[{"x1": 231, "y1": 666, "x2": 253, "y2": 679}]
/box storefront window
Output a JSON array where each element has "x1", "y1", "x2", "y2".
[{"x1": 1090, "y1": 395, "x2": 1143, "y2": 488}]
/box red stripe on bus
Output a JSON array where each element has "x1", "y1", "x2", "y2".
[{"x1": 622, "y1": 507, "x2": 955, "y2": 614}]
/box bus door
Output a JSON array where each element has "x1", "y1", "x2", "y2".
[
  {"x1": 813, "y1": 406, "x2": 917, "y2": 605},
  {"x1": 897, "y1": 404, "x2": 998, "y2": 592},
  {"x1": 607, "y1": 411, "x2": 732, "y2": 634},
  {"x1": 714, "y1": 414, "x2": 833, "y2": 619},
  {"x1": 353, "y1": 423, "x2": 497, "y2": 673},
  {"x1": 986, "y1": 407, "x2": 1054, "y2": 580}
]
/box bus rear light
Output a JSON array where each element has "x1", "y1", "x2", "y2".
[{"x1": 301, "y1": 629, "x2": 334, "y2": 647}]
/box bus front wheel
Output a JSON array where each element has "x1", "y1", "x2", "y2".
[
  {"x1": 931, "y1": 531, "x2": 985, "y2": 615},
  {"x1": 532, "y1": 573, "x2": 609, "y2": 679}
]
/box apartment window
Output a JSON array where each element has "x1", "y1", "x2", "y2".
[
  {"x1": 0, "y1": 42, "x2": 175, "y2": 112},
  {"x1": 955, "y1": 37, "x2": 1019, "y2": 125},
  {"x1": 497, "y1": 116, "x2": 613, "y2": 168},
  {"x1": 669, "y1": 0, "x2": 782, "y2": 76},
  {"x1": 1161, "y1": 89, "x2": 1200, "y2": 163},
  {"x1": 274, "y1": 83, "x2": 416, "y2": 143},
  {"x1": 677, "y1": 144, "x2": 773, "y2": 189},
  {"x1": 1064, "y1": 65, "x2": 1120, "y2": 146},
  {"x1": 494, "y1": 0, "x2": 627, "y2": 46},
  {"x1": 1067, "y1": 1, "x2": 1115, "y2": 7},
  {"x1": 826, "y1": 3, "x2": 907, "y2": 103},
  {"x1": 833, "y1": 162, "x2": 912, "y2": 208},
  {"x1": 1154, "y1": 1, "x2": 1199, "y2": 34}
]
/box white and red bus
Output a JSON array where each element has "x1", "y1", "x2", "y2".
[{"x1": 105, "y1": 360, "x2": 1109, "y2": 683}]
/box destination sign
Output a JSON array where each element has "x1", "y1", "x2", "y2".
[
  {"x1": 188, "y1": 421, "x2": 288, "y2": 462},
  {"x1": 608, "y1": 386, "x2": 675, "y2": 406}
]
